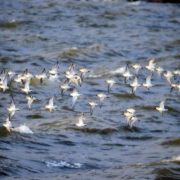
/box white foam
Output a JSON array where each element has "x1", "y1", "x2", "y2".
[
  {"x1": 169, "y1": 155, "x2": 180, "y2": 162},
  {"x1": 162, "y1": 155, "x2": 180, "y2": 163},
  {"x1": 46, "y1": 161, "x2": 82, "y2": 168},
  {"x1": 110, "y1": 67, "x2": 126, "y2": 75},
  {"x1": 87, "y1": 74, "x2": 102, "y2": 78},
  {"x1": 12, "y1": 124, "x2": 33, "y2": 134},
  {"x1": 127, "y1": 1, "x2": 141, "y2": 6}
]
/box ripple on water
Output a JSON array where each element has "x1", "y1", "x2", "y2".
[
  {"x1": 153, "y1": 167, "x2": 180, "y2": 180},
  {"x1": 66, "y1": 127, "x2": 118, "y2": 135},
  {"x1": 161, "y1": 138, "x2": 180, "y2": 146},
  {"x1": 113, "y1": 93, "x2": 143, "y2": 99},
  {"x1": 26, "y1": 114, "x2": 44, "y2": 119},
  {"x1": 0, "y1": 20, "x2": 19, "y2": 28}
]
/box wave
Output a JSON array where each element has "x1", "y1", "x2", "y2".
[
  {"x1": 0, "y1": 19, "x2": 19, "y2": 28},
  {"x1": 68, "y1": 127, "x2": 118, "y2": 135},
  {"x1": 161, "y1": 137, "x2": 180, "y2": 146}
]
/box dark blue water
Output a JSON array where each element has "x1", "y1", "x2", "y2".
[{"x1": 0, "y1": 0, "x2": 180, "y2": 179}]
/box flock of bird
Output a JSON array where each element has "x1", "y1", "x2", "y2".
[{"x1": 0, "y1": 58, "x2": 180, "y2": 134}]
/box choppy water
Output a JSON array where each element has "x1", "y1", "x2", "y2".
[{"x1": 0, "y1": 0, "x2": 180, "y2": 179}]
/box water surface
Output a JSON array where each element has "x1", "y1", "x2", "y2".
[{"x1": 0, "y1": 0, "x2": 180, "y2": 179}]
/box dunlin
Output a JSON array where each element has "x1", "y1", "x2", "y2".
[
  {"x1": 143, "y1": 74, "x2": 153, "y2": 90},
  {"x1": 146, "y1": 58, "x2": 156, "y2": 72},
  {"x1": 76, "y1": 113, "x2": 86, "y2": 127},
  {"x1": 70, "y1": 88, "x2": 81, "y2": 108},
  {"x1": 156, "y1": 100, "x2": 168, "y2": 115},
  {"x1": 45, "y1": 96, "x2": 57, "y2": 112},
  {"x1": 7, "y1": 98, "x2": 20, "y2": 117}
]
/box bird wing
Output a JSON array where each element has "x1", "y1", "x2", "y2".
[
  {"x1": 79, "y1": 113, "x2": 84, "y2": 124},
  {"x1": 10, "y1": 99, "x2": 15, "y2": 109},
  {"x1": 52, "y1": 61, "x2": 59, "y2": 72},
  {"x1": 41, "y1": 68, "x2": 47, "y2": 78},
  {"x1": 71, "y1": 78, "x2": 79, "y2": 86},
  {"x1": 132, "y1": 87, "x2": 137, "y2": 94},
  {"x1": 72, "y1": 96, "x2": 77, "y2": 107},
  {"x1": 149, "y1": 58, "x2": 156, "y2": 66},
  {"x1": 25, "y1": 78, "x2": 30, "y2": 89},
  {"x1": 72, "y1": 88, "x2": 77, "y2": 94},
  {"x1": 49, "y1": 96, "x2": 54, "y2": 106},
  {"x1": 134, "y1": 77, "x2": 138, "y2": 84},
  {"x1": 146, "y1": 74, "x2": 152, "y2": 84},
  {"x1": 159, "y1": 100, "x2": 165, "y2": 109},
  {"x1": 42, "y1": 68, "x2": 46, "y2": 74},
  {"x1": 28, "y1": 98, "x2": 33, "y2": 109},
  {"x1": 3, "y1": 74, "x2": 8, "y2": 86}
]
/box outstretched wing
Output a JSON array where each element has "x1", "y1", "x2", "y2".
[
  {"x1": 159, "y1": 100, "x2": 166, "y2": 109},
  {"x1": 133, "y1": 77, "x2": 138, "y2": 84},
  {"x1": 25, "y1": 78, "x2": 30, "y2": 90},
  {"x1": 146, "y1": 74, "x2": 152, "y2": 84},
  {"x1": 10, "y1": 98, "x2": 15, "y2": 109},
  {"x1": 28, "y1": 97, "x2": 33, "y2": 109},
  {"x1": 149, "y1": 58, "x2": 156, "y2": 66},
  {"x1": 49, "y1": 96, "x2": 54, "y2": 106}
]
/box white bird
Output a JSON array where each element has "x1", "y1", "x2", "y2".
[
  {"x1": 21, "y1": 78, "x2": 32, "y2": 94},
  {"x1": 177, "y1": 83, "x2": 180, "y2": 92},
  {"x1": 12, "y1": 124, "x2": 33, "y2": 134},
  {"x1": 143, "y1": 74, "x2": 153, "y2": 90},
  {"x1": 79, "y1": 68, "x2": 89, "y2": 81},
  {"x1": 73, "y1": 75, "x2": 82, "y2": 87},
  {"x1": 45, "y1": 96, "x2": 57, "y2": 112},
  {"x1": 60, "y1": 81, "x2": 71, "y2": 96},
  {"x1": 156, "y1": 100, "x2": 168, "y2": 115},
  {"x1": 75, "y1": 113, "x2": 86, "y2": 127},
  {"x1": 35, "y1": 68, "x2": 47, "y2": 83},
  {"x1": 173, "y1": 68, "x2": 180, "y2": 79},
  {"x1": 146, "y1": 58, "x2": 156, "y2": 72},
  {"x1": 130, "y1": 77, "x2": 141, "y2": 94},
  {"x1": 49, "y1": 61, "x2": 59, "y2": 75},
  {"x1": 8, "y1": 70, "x2": 16, "y2": 80},
  {"x1": 3, "y1": 115, "x2": 12, "y2": 132},
  {"x1": 65, "y1": 70, "x2": 75, "y2": 80},
  {"x1": 7, "y1": 98, "x2": 20, "y2": 117},
  {"x1": 128, "y1": 116, "x2": 138, "y2": 128},
  {"x1": 124, "y1": 111, "x2": 133, "y2": 120},
  {"x1": 0, "y1": 69, "x2": 6, "y2": 83},
  {"x1": 106, "y1": 78, "x2": 115, "y2": 93},
  {"x1": 68, "y1": 64, "x2": 76, "y2": 73},
  {"x1": 164, "y1": 71, "x2": 173, "y2": 84},
  {"x1": 49, "y1": 73, "x2": 60, "y2": 81},
  {"x1": 124, "y1": 108, "x2": 135, "y2": 120},
  {"x1": 23, "y1": 68, "x2": 34, "y2": 79},
  {"x1": 14, "y1": 73, "x2": 25, "y2": 84},
  {"x1": 66, "y1": 71, "x2": 80, "y2": 86},
  {"x1": 127, "y1": 108, "x2": 136, "y2": 114},
  {"x1": 173, "y1": 69, "x2": 180, "y2": 75},
  {"x1": 170, "y1": 82, "x2": 177, "y2": 93},
  {"x1": 88, "y1": 101, "x2": 97, "y2": 115},
  {"x1": 97, "y1": 93, "x2": 106, "y2": 108},
  {"x1": 124, "y1": 108, "x2": 137, "y2": 128},
  {"x1": 122, "y1": 65, "x2": 133, "y2": 83},
  {"x1": 26, "y1": 95, "x2": 36, "y2": 110},
  {"x1": 0, "y1": 74, "x2": 9, "y2": 92},
  {"x1": 156, "y1": 66, "x2": 164, "y2": 78},
  {"x1": 70, "y1": 88, "x2": 81, "y2": 108},
  {"x1": 132, "y1": 64, "x2": 141, "y2": 75}
]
